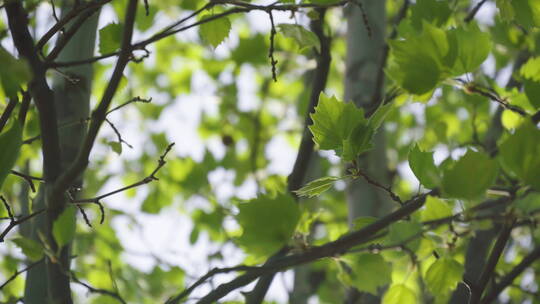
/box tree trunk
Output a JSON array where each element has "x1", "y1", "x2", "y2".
[
  {"x1": 23, "y1": 3, "x2": 100, "y2": 303},
  {"x1": 344, "y1": 1, "x2": 390, "y2": 302}
]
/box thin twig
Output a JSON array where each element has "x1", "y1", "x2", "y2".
[
  {"x1": 106, "y1": 96, "x2": 152, "y2": 116},
  {"x1": 0, "y1": 259, "x2": 44, "y2": 290},
  {"x1": 0, "y1": 196, "x2": 46, "y2": 242},
  {"x1": 355, "y1": 170, "x2": 402, "y2": 205},
  {"x1": 267, "y1": 11, "x2": 278, "y2": 82},
  {"x1": 72, "y1": 143, "x2": 174, "y2": 204},
  {"x1": 465, "y1": 0, "x2": 487, "y2": 23},
  {"x1": 9, "y1": 170, "x2": 43, "y2": 193},
  {"x1": 106, "y1": 118, "x2": 133, "y2": 149},
  {"x1": 71, "y1": 272, "x2": 127, "y2": 304}
]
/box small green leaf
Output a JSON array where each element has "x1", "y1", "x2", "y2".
[
  {"x1": 0, "y1": 47, "x2": 31, "y2": 97},
  {"x1": 309, "y1": 93, "x2": 367, "y2": 155},
  {"x1": 107, "y1": 141, "x2": 122, "y2": 155},
  {"x1": 425, "y1": 257, "x2": 464, "y2": 296},
  {"x1": 523, "y1": 79, "x2": 540, "y2": 108},
  {"x1": 342, "y1": 123, "x2": 374, "y2": 161},
  {"x1": 52, "y1": 206, "x2": 77, "y2": 248},
  {"x1": 410, "y1": 0, "x2": 451, "y2": 30},
  {"x1": 448, "y1": 23, "x2": 492, "y2": 75},
  {"x1": 520, "y1": 57, "x2": 540, "y2": 82},
  {"x1": 199, "y1": 15, "x2": 231, "y2": 48},
  {"x1": 350, "y1": 253, "x2": 392, "y2": 294},
  {"x1": 0, "y1": 121, "x2": 22, "y2": 191},
  {"x1": 294, "y1": 176, "x2": 340, "y2": 198},
  {"x1": 278, "y1": 24, "x2": 320, "y2": 52},
  {"x1": 408, "y1": 145, "x2": 440, "y2": 189},
  {"x1": 383, "y1": 284, "x2": 417, "y2": 304},
  {"x1": 499, "y1": 121, "x2": 540, "y2": 190},
  {"x1": 421, "y1": 196, "x2": 452, "y2": 222},
  {"x1": 13, "y1": 237, "x2": 44, "y2": 261},
  {"x1": 236, "y1": 194, "x2": 300, "y2": 256},
  {"x1": 99, "y1": 23, "x2": 123, "y2": 54},
  {"x1": 442, "y1": 150, "x2": 498, "y2": 199},
  {"x1": 515, "y1": 193, "x2": 540, "y2": 214},
  {"x1": 386, "y1": 220, "x2": 423, "y2": 249}
]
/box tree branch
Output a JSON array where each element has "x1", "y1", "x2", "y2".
[
  {"x1": 0, "y1": 196, "x2": 46, "y2": 242},
  {"x1": 52, "y1": 0, "x2": 139, "y2": 201},
  {"x1": 481, "y1": 246, "x2": 540, "y2": 304},
  {"x1": 71, "y1": 272, "x2": 127, "y2": 304},
  {"x1": 0, "y1": 259, "x2": 44, "y2": 290},
  {"x1": 189, "y1": 191, "x2": 435, "y2": 303},
  {"x1": 469, "y1": 218, "x2": 515, "y2": 303},
  {"x1": 0, "y1": 97, "x2": 18, "y2": 133}
]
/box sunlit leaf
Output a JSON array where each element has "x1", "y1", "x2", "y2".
[
  {"x1": 408, "y1": 144, "x2": 440, "y2": 189},
  {"x1": 236, "y1": 194, "x2": 300, "y2": 256},
  {"x1": 383, "y1": 284, "x2": 417, "y2": 304},
  {"x1": 52, "y1": 206, "x2": 77, "y2": 248},
  {"x1": 99, "y1": 23, "x2": 123, "y2": 54},
  {"x1": 294, "y1": 176, "x2": 341, "y2": 198},
  {"x1": 278, "y1": 24, "x2": 321, "y2": 52},
  {"x1": 425, "y1": 257, "x2": 464, "y2": 296},
  {"x1": 13, "y1": 237, "x2": 44, "y2": 262},
  {"x1": 199, "y1": 14, "x2": 231, "y2": 48}
]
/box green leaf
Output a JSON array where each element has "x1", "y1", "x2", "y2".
[
  {"x1": 99, "y1": 23, "x2": 123, "y2": 54},
  {"x1": 421, "y1": 196, "x2": 452, "y2": 222},
  {"x1": 515, "y1": 193, "x2": 540, "y2": 214},
  {"x1": 0, "y1": 121, "x2": 22, "y2": 191},
  {"x1": 352, "y1": 216, "x2": 378, "y2": 230},
  {"x1": 386, "y1": 220, "x2": 423, "y2": 248},
  {"x1": 498, "y1": 121, "x2": 540, "y2": 190},
  {"x1": 342, "y1": 122, "x2": 375, "y2": 161},
  {"x1": 410, "y1": 0, "x2": 451, "y2": 30},
  {"x1": 0, "y1": 47, "x2": 31, "y2": 97},
  {"x1": 309, "y1": 93, "x2": 367, "y2": 155},
  {"x1": 523, "y1": 79, "x2": 540, "y2": 108},
  {"x1": 387, "y1": 23, "x2": 448, "y2": 94},
  {"x1": 12, "y1": 237, "x2": 44, "y2": 262},
  {"x1": 278, "y1": 24, "x2": 321, "y2": 53},
  {"x1": 199, "y1": 15, "x2": 231, "y2": 48},
  {"x1": 236, "y1": 194, "x2": 300, "y2": 256},
  {"x1": 368, "y1": 102, "x2": 395, "y2": 130},
  {"x1": 294, "y1": 176, "x2": 340, "y2": 198},
  {"x1": 496, "y1": 0, "x2": 515, "y2": 21},
  {"x1": 52, "y1": 206, "x2": 77, "y2": 248},
  {"x1": 425, "y1": 257, "x2": 464, "y2": 296},
  {"x1": 442, "y1": 150, "x2": 498, "y2": 199},
  {"x1": 107, "y1": 141, "x2": 122, "y2": 155},
  {"x1": 382, "y1": 284, "x2": 417, "y2": 304},
  {"x1": 408, "y1": 145, "x2": 440, "y2": 189},
  {"x1": 350, "y1": 253, "x2": 392, "y2": 294},
  {"x1": 448, "y1": 23, "x2": 492, "y2": 75},
  {"x1": 520, "y1": 57, "x2": 540, "y2": 82}
]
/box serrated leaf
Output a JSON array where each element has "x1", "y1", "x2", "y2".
[
  {"x1": 0, "y1": 47, "x2": 31, "y2": 97},
  {"x1": 309, "y1": 93, "x2": 367, "y2": 155},
  {"x1": 421, "y1": 196, "x2": 452, "y2": 222},
  {"x1": 520, "y1": 57, "x2": 540, "y2": 82},
  {"x1": 410, "y1": 0, "x2": 451, "y2": 30},
  {"x1": 294, "y1": 176, "x2": 340, "y2": 198},
  {"x1": 199, "y1": 15, "x2": 231, "y2": 48},
  {"x1": 408, "y1": 145, "x2": 440, "y2": 189},
  {"x1": 52, "y1": 206, "x2": 77, "y2": 248},
  {"x1": 498, "y1": 121, "x2": 540, "y2": 190},
  {"x1": 342, "y1": 122, "x2": 374, "y2": 161},
  {"x1": 387, "y1": 23, "x2": 448, "y2": 94},
  {"x1": 350, "y1": 253, "x2": 392, "y2": 294},
  {"x1": 99, "y1": 23, "x2": 123, "y2": 54},
  {"x1": 425, "y1": 257, "x2": 464, "y2": 296},
  {"x1": 0, "y1": 121, "x2": 22, "y2": 191},
  {"x1": 13, "y1": 237, "x2": 44, "y2": 261},
  {"x1": 383, "y1": 284, "x2": 417, "y2": 304},
  {"x1": 236, "y1": 194, "x2": 300, "y2": 256},
  {"x1": 278, "y1": 24, "x2": 320, "y2": 52},
  {"x1": 442, "y1": 150, "x2": 498, "y2": 199},
  {"x1": 448, "y1": 23, "x2": 492, "y2": 75}
]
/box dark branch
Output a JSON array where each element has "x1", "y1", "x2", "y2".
[
  {"x1": 71, "y1": 272, "x2": 127, "y2": 304},
  {"x1": 0, "y1": 196, "x2": 46, "y2": 242},
  {"x1": 470, "y1": 218, "x2": 515, "y2": 303},
  {"x1": 0, "y1": 259, "x2": 44, "y2": 290},
  {"x1": 481, "y1": 246, "x2": 540, "y2": 304},
  {"x1": 465, "y1": 0, "x2": 487, "y2": 23},
  {"x1": 0, "y1": 97, "x2": 18, "y2": 133}
]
